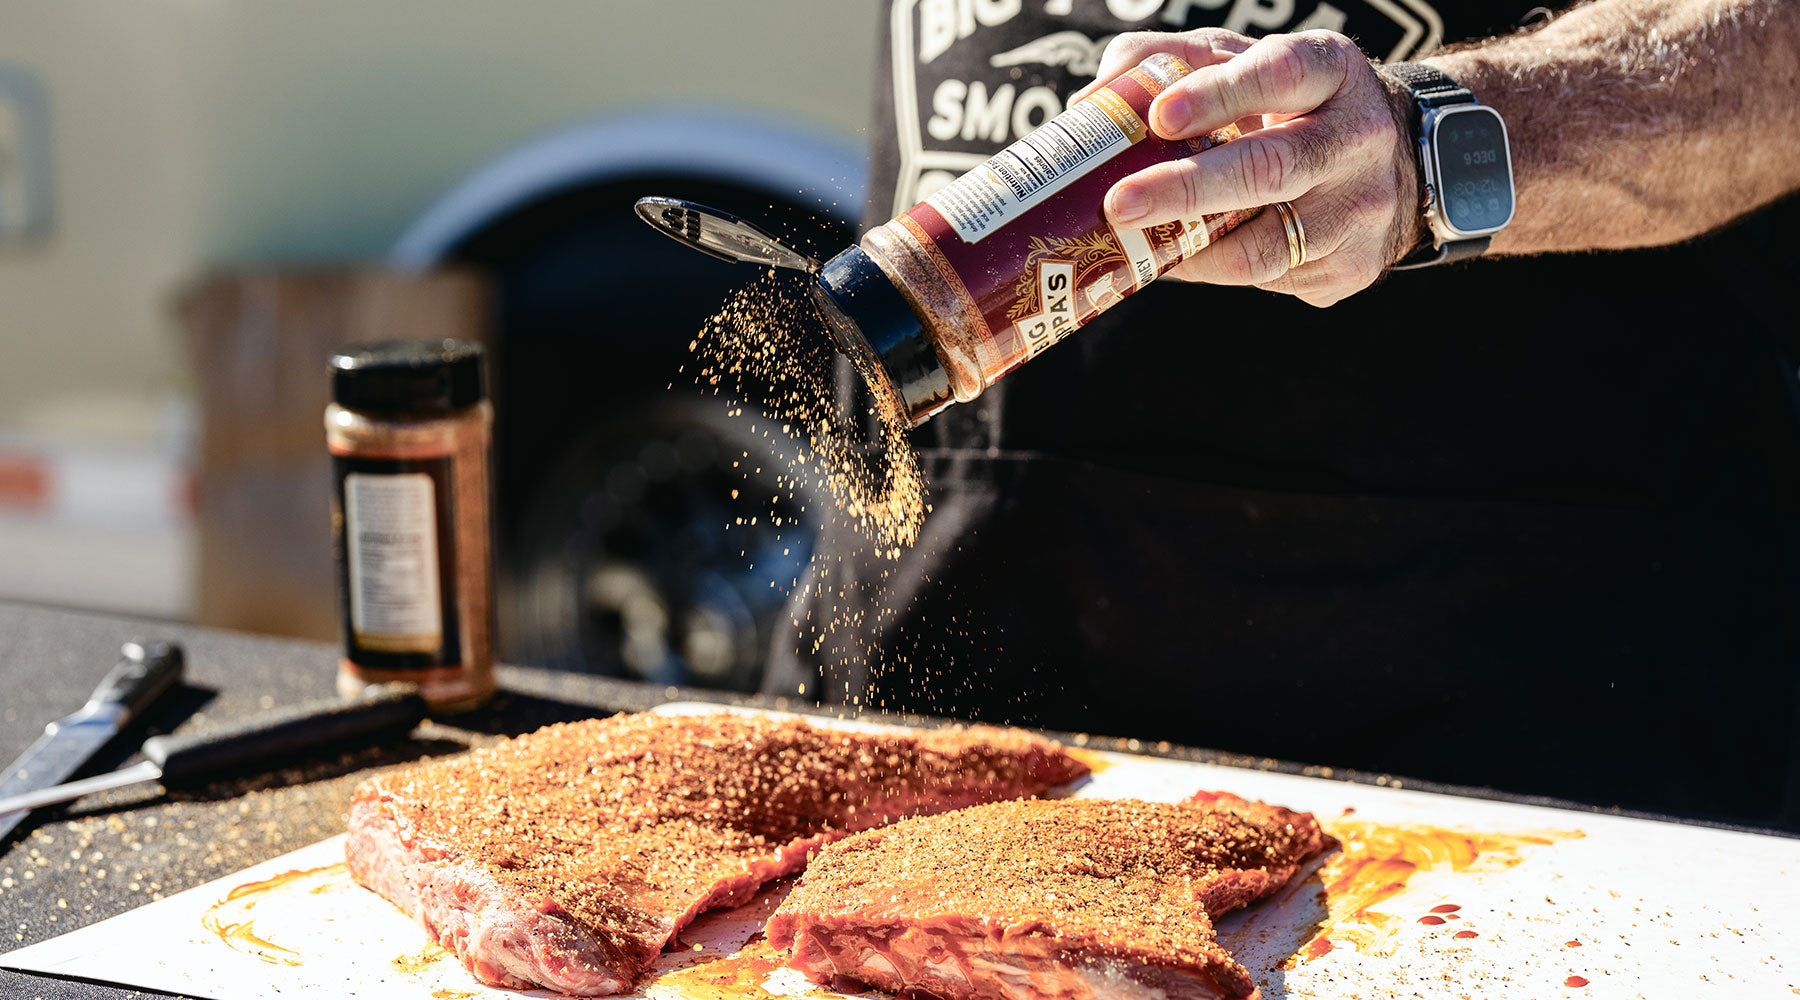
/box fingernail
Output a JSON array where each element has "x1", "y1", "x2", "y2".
[
  {"x1": 1154, "y1": 92, "x2": 1190, "y2": 136},
  {"x1": 1109, "y1": 187, "x2": 1150, "y2": 224}
]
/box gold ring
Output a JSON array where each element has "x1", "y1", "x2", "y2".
[{"x1": 1273, "y1": 201, "x2": 1307, "y2": 269}]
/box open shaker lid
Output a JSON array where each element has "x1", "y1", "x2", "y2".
[{"x1": 634, "y1": 197, "x2": 820, "y2": 274}]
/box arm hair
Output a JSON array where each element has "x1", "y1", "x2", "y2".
[{"x1": 1424, "y1": 0, "x2": 1800, "y2": 254}]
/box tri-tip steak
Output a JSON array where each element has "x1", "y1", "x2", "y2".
[
  {"x1": 345, "y1": 711, "x2": 1087, "y2": 995},
  {"x1": 766, "y1": 792, "x2": 1331, "y2": 1000}
]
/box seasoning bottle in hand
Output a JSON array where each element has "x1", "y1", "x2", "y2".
[
  {"x1": 638, "y1": 52, "x2": 1248, "y2": 427},
  {"x1": 326, "y1": 339, "x2": 495, "y2": 712}
]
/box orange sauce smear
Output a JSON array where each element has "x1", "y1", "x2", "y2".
[
  {"x1": 199, "y1": 862, "x2": 352, "y2": 967},
  {"x1": 1299, "y1": 821, "x2": 1583, "y2": 961},
  {"x1": 1226, "y1": 821, "x2": 1584, "y2": 969},
  {"x1": 1063, "y1": 747, "x2": 1116, "y2": 776},
  {"x1": 392, "y1": 942, "x2": 454, "y2": 974},
  {"x1": 641, "y1": 939, "x2": 802, "y2": 1000}
]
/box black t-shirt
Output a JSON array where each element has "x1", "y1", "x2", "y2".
[{"x1": 768, "y1": 0, "x2": 1800, "y2": 830}]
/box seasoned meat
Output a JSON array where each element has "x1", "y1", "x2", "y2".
[
  {"x1": 345, "y1": 711, "x2": 1087, "y2": 995},
  {"x1": 766, "y1": 793, "x2": 1329, "y2": 1000}
]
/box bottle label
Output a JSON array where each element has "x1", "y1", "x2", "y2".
[
  {"x1": 892, "y1": 57, "x2": 1251, "y2": 387},
  {"x1": 925, "y1": 88, "x2": 1146, "y2": 244},
  {"x1": 345, "y1": 471, "x2": 443, "y2": 651},
  {"x1": 333, "y1": 456, "x2": 461, "y2": 668}
]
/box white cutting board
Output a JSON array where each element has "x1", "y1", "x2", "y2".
[{"x1": 2, "y1": 703, "x2": 1796, "y2": 999}]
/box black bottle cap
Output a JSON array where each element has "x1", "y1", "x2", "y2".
[
  {"x1": 810, "y1": 245, "x2": 953, "y2": 426},
  {"x1": 329, "y1": 339, "x2": 486, "y2": 417}
]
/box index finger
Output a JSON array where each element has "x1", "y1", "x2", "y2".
[
  {"x1": 1148, "y1": 31, "x2": 1355, "y2": 139},
  {"x1": 1069, "y1": 28, "x2": 1254, "y2": 104}
]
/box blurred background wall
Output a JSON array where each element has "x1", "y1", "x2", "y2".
[{"x1": 0, "y1": 0, "x2": 877, "y2": 620}]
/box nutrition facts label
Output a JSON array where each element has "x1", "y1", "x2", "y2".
[
  {"x1": 344, "y1": 471, "x2": 444, "y2": 650},
  {"x1": 925, "y1": 91, "x2": 1143, "y2": 243}
]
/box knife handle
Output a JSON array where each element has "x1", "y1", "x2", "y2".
[
  {"x1": 143, "y1": 687, "x2": 429, "y2": 786},
  {"x1": 85, "y1": 641, "x2": 185, "y2": 722}
]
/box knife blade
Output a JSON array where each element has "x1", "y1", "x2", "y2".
[
  {"x1": 0, "y1": 686, "x2": 430, "y2": 818},
  {"x1": 0, "y1": 640, "x2": 184, "y2": 843}
]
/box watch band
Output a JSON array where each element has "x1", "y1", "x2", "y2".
[
  {"x1": 1390, "y1": 234, "x2": 1490, "y2": 271},
  {"x1": 1387, "y1": 62, "x2": 1490, "y2": 268},
  {"x1": 1387, "y1": 63, "x2": 1476, "y2": 108}
]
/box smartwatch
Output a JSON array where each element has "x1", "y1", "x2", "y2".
[{"x1": 1386, "y1": 62, "x2": 1515, "y2": 269}]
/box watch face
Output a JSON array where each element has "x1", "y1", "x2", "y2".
[{"x1": 1431, "y1": 106, "x2": 1513, "y2": 236}]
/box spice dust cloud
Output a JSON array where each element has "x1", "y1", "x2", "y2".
[
  {"x1": 684, "y1": 273, "x2": 946, "y2": 697},
  {"x1": 688, "y1": 275, "x2": 926, "y2": 553}
]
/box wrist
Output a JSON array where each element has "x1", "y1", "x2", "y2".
[{"x1": 1377, "y1": 63, "x2": 1427, "y2": 267}]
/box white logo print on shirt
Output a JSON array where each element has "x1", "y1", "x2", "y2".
[
  {"x1": 888, "y1": 0, "x2": 1442, "y2": 211},
  {"x1": 989, "y1": 30, "x2": 1115, "y2": 75}
]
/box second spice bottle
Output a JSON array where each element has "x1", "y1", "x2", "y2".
[{"x1": 326, "y1": 339, "x2": 496, "y2": 712}]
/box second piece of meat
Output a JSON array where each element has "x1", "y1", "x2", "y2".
[{"x1": 767, "y1": 793, "x2": 1330, "y2": 1000}]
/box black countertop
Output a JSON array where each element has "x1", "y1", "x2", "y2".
[
  {"x1": 0, "y1": 600, "x2": 1778, "y2": 1000},
  {"x1": 0, "y1": 601, "x2": 761, "y2": 1000}
]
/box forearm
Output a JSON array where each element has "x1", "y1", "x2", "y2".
[{"x1": 1424, "y1": 0, "x2": 1800, "y2": 255}]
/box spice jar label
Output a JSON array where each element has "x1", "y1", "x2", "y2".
[
  {"x1": 341, "y1": 468, "x2": 450, "y2": 656},
  {"x1": 924, "y1": 80, "x2": 1148, "y2": 244}
]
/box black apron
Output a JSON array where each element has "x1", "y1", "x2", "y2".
[{"x1": 767, "y1": 0, "x2": 1800, "y2": 831}]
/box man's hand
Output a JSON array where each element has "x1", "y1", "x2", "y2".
[
  {"x1": 1080, "y1": 1, "x2": 1800, "y2": 302},
  {"x1": 1077, "y1": 28, "x2": 1420, "y2": 309}
]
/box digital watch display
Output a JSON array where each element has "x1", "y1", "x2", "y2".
[{"x1": 1429, "y1": 105, "x2": 1514, "y2": 237}]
